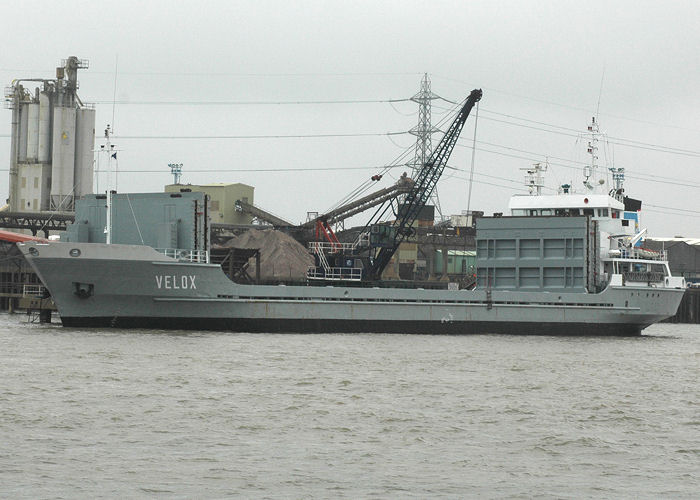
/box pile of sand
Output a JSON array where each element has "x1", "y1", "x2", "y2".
[{"x1": 222, "y1": 228, "x2": 313, "y2": 281}]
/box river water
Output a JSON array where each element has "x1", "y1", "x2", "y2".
[{"x1": 1, "y1": 313, "x2": 698, "y2": 499}]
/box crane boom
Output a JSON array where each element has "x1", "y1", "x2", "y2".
[{"x1": 368, "y1": 88, "x2": 482, "y2": 280}]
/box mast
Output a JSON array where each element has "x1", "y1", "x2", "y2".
[
  {"x1": 101, "y1": 125, "x2": 115, "y2": 244},
  {"x1": 521, "y1": 162, "x2": 547, "y2": 196},
  {"x1": 584, "y1": 116, "x2": 600, "y2": 192},
  {"x1": 609, "y1": 166, "x2": 625, "y2": 202}
]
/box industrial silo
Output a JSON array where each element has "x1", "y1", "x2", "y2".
[
  {"x1": 74, "y1": 107, "x2": 96, "y2": 198},
  {"x1": 50, "y1": 106, "x2": 77, "y2": 210},
  {"x1": 37, "y1": 91, "x2": 51, "y2": 163},
  {"x1": 6, "y1": 56, "x2": 94, "y2": 214}
]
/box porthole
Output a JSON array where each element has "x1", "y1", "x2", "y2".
[
  {"x1": 69, "y1": 248, "x2": 81, "y2": 257},
  {"x1": 28, "y1": 247, "x2": 39, "y2": 256}
]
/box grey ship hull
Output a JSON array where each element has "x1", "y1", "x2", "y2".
[{"x1": 20, "y1": 242, "x2": 685, "y2": 336}]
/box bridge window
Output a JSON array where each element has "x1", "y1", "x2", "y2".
[{"x1": 650, "y1": 264, "x2": 667, "y2": 275}]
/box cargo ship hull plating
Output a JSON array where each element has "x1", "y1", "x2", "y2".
[{"x1": 20, "y1": 242, "x2": 684, "y2": 336}]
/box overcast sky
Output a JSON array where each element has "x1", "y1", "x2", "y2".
[{"x1": 1, "y1": 0, "x2": 698, "y2": 237}]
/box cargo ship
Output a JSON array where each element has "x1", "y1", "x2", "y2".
[
  {"x1": 17, "y1": 189, "x2": 686, "y2": 335},
  {"x1": 17, "y1": 92, "x2": 687, "y2": 335}
]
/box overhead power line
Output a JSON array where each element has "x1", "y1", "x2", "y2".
[
  {"x1": 2, "y1": 127, "x2": 699, "y2": 187},
  {"x1": 92, "y1": 98, "x2": 412, "y2": 105},
  {"x1": 605, "y1": 136, "x2": 700, "y2": 156},
  {"x1": 91, "y1": 71, "x2": 424, "y2": 77},
  {"x1": 3, "y1": 96, "x2": 698, "y2": 155},
  {"x1": 466, "y1": 114, "x2": 700, "y2": 158},
  {"x1": 645, "y1": 203, "x2": 700, "y2": 215},
  {"x1": 0, "y1": 68, "x2": 423, "y2": 78},
  {"x1": 643, "y1": 207, "x2": 700, "y2": 218},
  {"x1": 103, "y1": 166, "x2": 381, "y2": 173},
  {"x1": 452, "y1": 138, "x2": 700, "y2": 190},
  {"x1": 481, "y1": 107, "x2": 700, "y2": 156},
  {"x1": 2, "y1": 130, "x2": 699, "y2": 189},
  {"x1": 112, "y1": 131, "x2": 409, "y2": 139},
  {"x1": 479, "y1": 108, "x2": 582, "y2": 133},
  {"x1": 432, "y1": 74, "x2": 700, "y2": 134},
  {"x1": 465, "y1": 138, "x2": 700, "y2": 188}
]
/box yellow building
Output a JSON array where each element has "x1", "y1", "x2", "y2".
[{"x1": 165, "y1": 182, "x2": 254, "y2": 225}]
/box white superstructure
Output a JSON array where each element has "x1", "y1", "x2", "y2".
[{"x1": 507, "y1": 120, "x2": 685, "y2": 292}]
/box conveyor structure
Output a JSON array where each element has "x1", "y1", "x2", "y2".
[{"x1": 234, "y1": 200, "x2": 294, "y2": 227}]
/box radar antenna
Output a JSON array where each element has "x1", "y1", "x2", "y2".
[{"x1": 521, "y1": 161, "x2": 547, "y2": 196}]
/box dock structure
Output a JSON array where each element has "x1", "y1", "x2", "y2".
[
  {"x1": 0, "y1": 211, "x2": 74, "y2": 237},
  {"x1": 667, "y1": 288, "x2": 700, "y2": 324},
  {"x1": 0, "y1": 240, "x2": 54, "y2": 319}
]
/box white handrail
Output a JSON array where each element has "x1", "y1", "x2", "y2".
[
  {"x1": 22, "y1": 284, "x2": 46, "y2": 296},
  {"x1": 155, "y1": 248, "x2": 210, "y2": 263},
  {"x1": 307, "y1": 266, "x2": 362, "y2": 281}
]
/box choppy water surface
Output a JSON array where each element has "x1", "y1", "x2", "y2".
[{"x1": 1, "y1": 314, "x2": 698, "y2": 499}]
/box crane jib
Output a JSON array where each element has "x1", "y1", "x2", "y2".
[{"x1": 368, "y1": 88, "x2": 482, "y2": 280}]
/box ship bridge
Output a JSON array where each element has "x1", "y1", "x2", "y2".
[{"x1": 508, "y1": 194, "x2": 624, "y2": 219}]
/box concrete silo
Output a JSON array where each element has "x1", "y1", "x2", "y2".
[{"x1": 4, "y1": 56, "x2": 95, "y2": 213}]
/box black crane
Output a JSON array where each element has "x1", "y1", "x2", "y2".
[{"x1": 367, "y1": 88, "x2": 483, "y2": 280}]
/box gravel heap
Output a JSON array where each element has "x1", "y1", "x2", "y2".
[{"x1": 223, "y1": 228, "x2": 313, "y2": 281}]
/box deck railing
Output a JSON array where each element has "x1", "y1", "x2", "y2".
[
  {"x1": 617, "y1": 248, "x2": 667, "y2": 261},
  {"x1": 22, "y1": 284, "x2": 46, "y2": 296},
  {"x1": 307, "y1": 266, "x2": 363, "y2": 281},
  {"x1": 308, "y1": 241, "x2": 358, "y2": 253},
  {"x1": 155, "y1": 248, "x2": 210, "y2": 263},
  {"x1": 0, "y1": 282, "x2": 45, "y2": 296}
]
